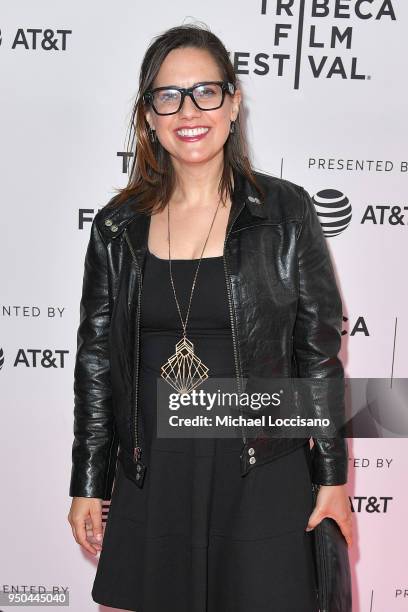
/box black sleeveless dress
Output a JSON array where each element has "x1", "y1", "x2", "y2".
[{"x1": 91, "y1": 248, "x2": 319, "y2": 612}]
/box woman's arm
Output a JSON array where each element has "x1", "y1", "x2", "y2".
[
  {"x1": 293, "y1": 187, "x2": 352, "y2": 546},
  {"x1": 69, "y1": 214, "x2": 116, "y2": 500},
  {"x1": 68, "y1": 214, "x2": 117, "y2": 554},
  {"x1": 293, "y1": 186, "x2": 348, "y2": 486}
]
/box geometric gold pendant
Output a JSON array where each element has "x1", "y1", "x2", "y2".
[{"x1": 160, "y1": 336, "x2": 209, "y2": 394}]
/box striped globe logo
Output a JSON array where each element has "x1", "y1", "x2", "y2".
[{"x1": 312, "y1": 189, "x2": 352, "y2": 237}]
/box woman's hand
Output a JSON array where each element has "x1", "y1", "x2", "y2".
[
  {"x1": 305, "y1": 484, "x2": 353, "y2": 547},
  {"x1": 68, "y1": 497, "x2": 104, "y2": 555}
]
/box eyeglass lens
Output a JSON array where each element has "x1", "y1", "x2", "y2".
[{"x1": 152, "y1": 83, "x2": 223, "y2": 114}]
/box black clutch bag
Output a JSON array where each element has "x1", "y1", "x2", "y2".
[{"x1": 310, "y1": 483, "x2": 352, "y2": 612}]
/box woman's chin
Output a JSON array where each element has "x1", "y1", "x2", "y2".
[{"x1": 171, "y1": 149, "x2": 223, "y2": 166}]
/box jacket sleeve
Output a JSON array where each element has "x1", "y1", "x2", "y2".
[
  {"x1": 293, "y1": 187, "x2": 349, "y2": 486},
  {"x1": 69, "y1": 216, "x2": 117, "y2": 499}
]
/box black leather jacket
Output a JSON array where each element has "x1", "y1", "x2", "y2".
[{"x1": 69, "y1": 168, "x2": 348, "y2": 501}]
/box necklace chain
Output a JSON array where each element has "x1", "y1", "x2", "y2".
[{"x1": 167, "y1": 198, "x2": 222, "y2": 336}]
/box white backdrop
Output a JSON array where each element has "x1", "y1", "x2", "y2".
[{"x1": 1, "y1": 1, "x2": 407, "y2": 611}]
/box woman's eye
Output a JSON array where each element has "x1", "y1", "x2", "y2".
[
  {"x1": 158, "y1": 91, "x2": 179, "y2": 103},
  {"x1": 195, "y1": 87, "x2": 217, "y2": 98}
]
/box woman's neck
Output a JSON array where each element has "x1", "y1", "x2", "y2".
[{"x1": 170, "y1": 155, "x2": 227, "y2": 209}]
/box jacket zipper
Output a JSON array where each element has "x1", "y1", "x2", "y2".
[
  {"x1": 124, "y1": 229, "x2": 143, "y2": 464},
  {"x1": 223, "y1": 204, "x2": 246, "y2": 444}
]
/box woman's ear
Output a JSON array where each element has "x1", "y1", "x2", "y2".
[
  {"x1": 231, "y1": 88, "x2": 242, "y2": 122},
  {"x1": 145, "y1": 109, "x2": 155, "y2": 131}
]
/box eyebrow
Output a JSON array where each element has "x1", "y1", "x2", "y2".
[{"x1": 151, "y1": 80, "x2": 220, "y2": 90}]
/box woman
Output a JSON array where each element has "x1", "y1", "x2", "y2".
[{"x1": 67, "y1": 23, "x2": 352, "y2": 612}]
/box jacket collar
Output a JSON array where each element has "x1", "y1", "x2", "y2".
[
  {"x1": 230, "y1": 166, "x2": 268, "y2": 225},
  {"x1": 98, "y1": 167, "x2": 268, "y2": 247}
]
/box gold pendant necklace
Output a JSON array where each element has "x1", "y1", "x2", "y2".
[
  {"x1": 161, "y1": 335, "x2": 209, "y2": 394},
  {"x1": 160, "y1": 197, "x2": 222, "y2": 395}
]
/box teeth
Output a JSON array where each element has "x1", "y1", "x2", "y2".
[{"x1": 177, "y1": 127, "x2": 209, "y2": 137}]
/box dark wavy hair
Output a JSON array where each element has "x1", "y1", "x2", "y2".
[{"x1": 109, "y1": 22, "x2": 264, "y2": 213}]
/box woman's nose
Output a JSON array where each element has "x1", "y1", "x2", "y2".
[{"x1": 179, "y1": 94, "x2": 201, "y2": 118}]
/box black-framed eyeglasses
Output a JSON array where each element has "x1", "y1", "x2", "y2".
[{"x1": 142, "y1": 80, "x2": 235, "y2": 116}]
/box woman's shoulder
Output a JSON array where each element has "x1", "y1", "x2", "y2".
[
  {"x1": 92, "y1": 192, "x2": 142, "y2": 241},
  {"x1": 251, "y1": 168, "x2": 308, "y2": 221},
  {"x1": 252, "y1": 168, "x2": 303, "y2": 192}
]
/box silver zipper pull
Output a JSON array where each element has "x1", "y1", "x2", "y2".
[{"x1": 133, "y1": 446, "x2": 141, "y2": 461}]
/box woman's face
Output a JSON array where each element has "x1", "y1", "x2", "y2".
[{"x1": 144, "y1": 47, "x2": 241, "y2": 167}]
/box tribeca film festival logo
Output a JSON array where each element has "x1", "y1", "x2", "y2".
[
  {"x1": 0, "y1": 28, "x2": 72, "y2": 51},
  {"x1": 0, "y1": 347, "x2": 69, "y2": 370},
  {"x1": 234, "y1": 0, "x2": 398, "y2": 88}
]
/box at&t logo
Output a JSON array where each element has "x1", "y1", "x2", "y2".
[{"x1": 312, "y1": 189, "x2": 352, "y2": 237}]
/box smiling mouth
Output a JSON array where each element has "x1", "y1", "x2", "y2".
[{"x1": 176, "y1": 127, "x2": 210, "y2": 137}]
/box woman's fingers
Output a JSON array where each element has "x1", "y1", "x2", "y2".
[
  {"x1": 88, "y1": 504, "x2": 104, "y2": 549},
  {"x1": 305, "y1": 484, "x2": 353, "y2": 548},
  {"x1": 69, "y1": 521, "x2": 77, "y2": 543},
  {"x1": 333, "y1": 511, "x2": 353, "y2": 547},
  {"x1": 305, "y1": 505, "x2": 324, "y2": 531},
  {"x1": 76, "y1": 517, "x2": 99, "y2": 555},
  {"x1": 67, "y1": 497, "x2": 103, "y2": 555},
  {"x1": 306, "y1": 505, "x2": 353, "y2": 547}
]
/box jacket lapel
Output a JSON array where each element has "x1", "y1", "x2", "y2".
[{"x1": 230, "y1": 167, "x2": 268, "y2": 233}]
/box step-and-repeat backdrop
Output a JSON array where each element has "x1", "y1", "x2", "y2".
[{"x1": 1, "y1": 1, "x2": 407, "y2": 611}]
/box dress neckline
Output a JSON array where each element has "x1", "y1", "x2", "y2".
[{"x1": 147, "y1": 247, "x2": 223, "y2": 262}]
